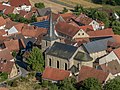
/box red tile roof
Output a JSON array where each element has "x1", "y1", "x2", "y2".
[
  {"x1": 22, "y1": 25, "x2": 47, "y2": 38},
  {"x1": 9, "y1": 0, "x2": 31, "y2": 7},
  {"x1": 14, "y1": 23, "x2": 24, "y2": 32},
  {"x1": 79, "y1": 25, "x2": 94, "y2": 32},
  {"x1": 78, "y1": 66, "x2": 109, "y2": 83},
  {"x1": 74, "y1": 13, "x2": 93, "y2": 25},
  {"x1": 0, "y1": 59, "x2": 14, "y2": 74},
  {"x1": 87, "y1": 28, "x2": 114, "y2": 37},
  {"x1": 0, "y1": 48, "x2": 13, "y2": 61},
  {"x1": 55, "y1": 22, "x2": 80, "y2": 37},
  {"x1": 0, "y1": 3, "x2": 15, "y2": 15},
  {"x1": 113, "y1": 47, "x2": 120, "y2": 59},
  {"x1": 4, "y1": 6, "x2": 15, "y2": 15},
  {"x1": 42, "y1": 67, "x2": 70, "y2": 81},
  {"x1": 4, "y1": 39, "x2": 25, "y2": 52},
  {"x1": 0, "y1": 29, "x2": 6, "y2": 36},
  {"x1": 112, "y1": 35, "x2": 120, "y2": 44},
  {"x1": 0, "y1": 16, "x2": 6, "y2": 26},
  {"x1": 60, "y1": 13, "x2": 76, "y2": 22}
]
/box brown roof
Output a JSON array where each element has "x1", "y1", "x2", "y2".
[
  {"x1": 0, "y1": 3, "x2": 15, "y2": 15},
  {"x1": 5, "y1": 19, "x2": 19, "y2": 29},
  {"x1": 14, "y1": 23, "x2": 24, "y2": 32},
  {"x1": 74, "y1": 13, "x2": 93, "y2": 25},
  {"x1": 42, "y1": 67, "x2": 70, "y2": 81},
  {"x1": 101, "y1": 60, "x2": 120, "y2": 75},
  {"x1": 79, "y1": 25, "x2": 94, "y2": 32},
  {"x1": 0, "y1": 29, "x2": 6, "y2": 36},
  {"x1": 113, "y1": 47, "x2": 120, "y2": 59},
  {"x1": 0, "y1": 16, "x2": 6, "y2": 26},
  {"x1": 87, "y1": 28, "x2": 114, "y2": 37},
  {"x1": 0, "y1": 48, "x2": 13, "y2": 61},
  {"x1": 4, "y1": 39, "x2": 25, "y2": 52},
  {"x1": 37, "y1": 16, "x2": 49, "y2": 22},
  {"x1": 22, "y1": 25, "x2": 47, "y2": 38},
  {"x1": 112, "y1": 35, "x2": 120, "y2": 44},
  {"x1": 78, "y1": 66, "x2": 109, "y2": 83},
  {"x1": 9, "y1": 0, "x2": 31, "y2": 7},
  {"x1": 0, "y1": 59, "x2": 14, "y2": 74},
  {"x1": 4, "y1": 6, "x2": 15, "y2": 15},
  {"x1": 60, "y1": 13, "x2": 76, "y2": 22},
  {"x1": 55, "y1": 22, "x2": 80, "y2": 37}
]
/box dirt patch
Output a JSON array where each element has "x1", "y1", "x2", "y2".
[{"x1": 29, "y1": 0, "x2": 72, "y2": 13}]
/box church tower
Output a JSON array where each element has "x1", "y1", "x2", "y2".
[{"x1": 41, "y1": 12, "x2": 59, "y2": 52}]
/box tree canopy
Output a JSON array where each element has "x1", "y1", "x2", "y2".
[
  {"x1": 79, "y1": 78, "x2": 102, "y2": 90},
  {"x1": 26, "y1": 47, "x2": 44, "y2": 72},
  {"x1": 104, "y1": 76, "x2": 120, "y2": 90},
  {"x1": 34, "y1": 2, "x2": 45, "y2": 9}
]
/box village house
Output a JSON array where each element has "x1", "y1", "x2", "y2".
[
  {"x1": 55, "y1": 22, "x2": 90, "y2": 39},
  {"x1": 0, "y1": 48, "x2": 18, "y2": 78},
  {"x1": 73, "y1": 13, "x2": 104, "y2": 30},
  {"x1": 45, "y1": 42, "x2": 93, "y2": 74},
  {"x1": 100, "y1": 60, "x2": 120, "y2": 77},
  {"x1": 42, "y1": 67, "x2": 71, "y2": 83},
  {"x1": 98, "y1": 47, "x2": 120, "y2": 77},
  {"x1": 77, "y1": 66, "x2": 113, "y2": 84},
  {"x1": 87, "y1": 28, "x2": 114, "y2": 38},
  {"x1": 81, "y1": 37, "x2": 115, "y2": 60},
  {"x1": 0, "y1": 16, "x2": 6, "y2": 29}
]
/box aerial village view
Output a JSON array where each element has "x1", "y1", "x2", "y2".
[{"x1": 0, "y1": 0, "x2": 120, "y2": 90}]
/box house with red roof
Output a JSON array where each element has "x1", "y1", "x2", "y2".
[
  {"x1": 42, "y1": 67, "x2": 71, "y2": 83},
  {"x1": 55, "y1": 22, "x2": 90, "y2": 39},
  {"x1": 77, "y1": 66, "x2": 113, "y2": 84},
  {"x1": 87, "y1": 28, "x2": 114, "y2": 38},
  {"x1": 0, "y1": 17, "x2": 6, "y2": 29},
  {"x1": 9, "y1": 0, "x2": 31, "y2": 12},
  {"x1": 73, "y1": 13, "x2": 104, "y2": 30},
  {"x1": 0, "y1": 48, "x2": 18, "y2": 78}
]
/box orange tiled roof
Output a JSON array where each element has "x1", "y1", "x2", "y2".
[
  {"x1": 0, "y1": 87, "x2": 9, "y2": 90},
  {"x1": 78, "y1": 66, "x2": 109, "y2": 83},
  {"x1": 55, "y1": 22, "x2": 80, "y2": 37},
  {"x1": 4, "y1": 39, "x2": 25, "y2": 52},
  {"x1": 113, "y1": 47, "x2": 120, "y2": 59},
  {"x1": 42, "y1": 67, "x2": 70, "y2": 81},
  {"x1": 79, "y1": 25, "x2": 94, "y2": 32},
  {"x1": 74, "y1": 13, "x2": 93, "y2": 25},
  {"x1": 0, "y1": 16, "x2": 6, "y2": 26},
  {"x1": 9, "y1": 0, "x2": 31, "y2": 7},
  {"x1": 87, "y1": 28, "x2": 114, "y2": 37}
]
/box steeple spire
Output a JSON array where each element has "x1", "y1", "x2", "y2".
[{"x1": 44, "y1": 12, "x2": 58, "y2": 41}]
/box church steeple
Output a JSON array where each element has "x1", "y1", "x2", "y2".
[{"x1": 43, "y1": 12, "x2": 58, "y2": 41}]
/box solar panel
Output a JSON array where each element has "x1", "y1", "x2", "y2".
[{"x1": 31, "y1": 20, "x2": 49, "y2": 29}]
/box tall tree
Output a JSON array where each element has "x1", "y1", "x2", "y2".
[
  {"x1": 27, "y1": 47, "x2": 44, "y2": 72},
  {"x1": 104, "y1": 76, "x2": 120, "y2": 90},
  {"x1": 59, "y1": 77, "x2": 76, "y2": 90},
  {"x1": 80, "y1": 78, "x2": 102, "y2": 90}
]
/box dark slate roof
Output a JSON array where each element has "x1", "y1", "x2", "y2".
[
  {"x1": 74, "y1": 52, "x2": 93, "y2": 62},
  {"x1": 37, "y1": 7, "x2": 51, "y2": 16},
  {"x1": 46, "y1": 42, "x2": 78, "y2": 60},
  {"x1": 83, "y1": 37, "x2": 115, "y2": 54},
  {"x1": 23, "y1": 37, "x2": 36, "y2": 45},
  {"x1": 31, "y1": 20, "x2": 49, "y2": 29}
]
